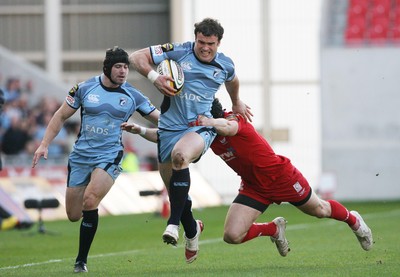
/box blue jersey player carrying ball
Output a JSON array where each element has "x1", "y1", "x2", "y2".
[
  {"x1": 129, "y1": 18, "x2": 253, "y2": 263},
  {"x1": 32, "y1": 46, "x2": 159, "y2": 273}
]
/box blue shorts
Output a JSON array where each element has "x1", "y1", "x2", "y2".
[
  {"x1": 157, "y1": 126, "x2": 216, "y2": 163},
  {"x1": 67, "y1": 151, "x2": 123, "y2": 187}
]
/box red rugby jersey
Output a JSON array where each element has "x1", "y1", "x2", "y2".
[{"x1": 210, "y1": 113, "x2": 293, "y2": 188}]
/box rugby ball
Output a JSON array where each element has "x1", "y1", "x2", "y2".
[{"x1": 157, "y1": 59, "x2": 184, "y2": 94}]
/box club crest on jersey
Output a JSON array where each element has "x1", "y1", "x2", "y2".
[
  {"x1": 219, "y1": 137, "x2": 227, "y2": 144},
  {"x1": 213, "y1": 69, "x2": 221, "y2": 78},
  {"x1": 119, "y1": 97, "x2": 127, "y2": 106},
  {"x1": 161, "y1": 43, "x2": 174, "y2": 52},
  {"x1": 69, "y1": 84, "x2": 79, "y2": 96}
]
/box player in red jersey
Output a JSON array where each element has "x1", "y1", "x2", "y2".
[
  {"x1": 194, "y1": 98, "x2": 373, "y2": 255},
  {"x1": 122, "y1": 98, "x2": 373, "y2": 256}
]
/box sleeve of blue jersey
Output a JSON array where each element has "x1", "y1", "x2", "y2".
[
  {"x1": 67, "y1": 78, "x2": 96, "y2": 109},
  {"x1": 131, "y1": 89, "x2": 156, "y2": 116},
  {"x1": 151, "y1": 41, "x2": 192, "y2": 65},
  {"x1": 217, "y1": 53, "x2": 236, "y2": 82}
]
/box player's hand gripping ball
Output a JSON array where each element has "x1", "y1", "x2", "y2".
[{"x1": 157, "y1": 59, "x2": 184, "y2": 94}]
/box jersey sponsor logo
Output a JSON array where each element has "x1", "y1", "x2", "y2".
[
  {"x1": 152, "y1": 45, "x2": 163, "y2": 56},
  {"x1": 119, "y1": 97, "x2": 127, "y2": 106},
  {"x1": 178, "y1": 92, "x2": 201, "y2": 102},
  {"x1": 218, "y1": 148, "x2": 236, "y2": 162},
  {"x1": 85, "y1": 124, "x2": 109, "y2": 135},
  {"x1": 69, "y1": 84, "x2": 79, "y2": 96},
  {"x1": 161, "y1": 43, "x2": 174, "y2": 52},
  {"x1": 88, "y1": 94, "x2": 100, "y2": 103},
  {"x1": 66, "y1": 95, "x2": 75, "y2": 105},
  {"x1": 293, "y1": 181, "x2": 306, "y2": 196}
]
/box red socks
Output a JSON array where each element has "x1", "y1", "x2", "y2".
[
  {"x1": 327, "y1": 200, "x2": 357, "y2": 227},
  {"x1": 241, "y1": 200, "x2": 358, "y2": 244},
  {"x1": 241, "y1": 222, "x2": 277, "y2": 243}
]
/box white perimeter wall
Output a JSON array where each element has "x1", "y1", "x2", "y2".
[{"x1": 321, "y1": 48, "x2": 400, "y2": 201}]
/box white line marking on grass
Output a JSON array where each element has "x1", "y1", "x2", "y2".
[
  {"x1": 0, "y1": 240, "x2": 224, "y2": 271},
  {"x1": 197, "y1": 238, "x2": 223, "y2": 246},
  {"x1": 1, "y1": 209, "x2": 398, "y2": 271},
  {"x1": 0, "y1": 259, "x2": 62, "y2": 270},
  {"x1": 90, "y1": 249, "x2": 141, "y2": 258},
  {"x1": 0, "y1": 249, "x2": 143, "y2": 271}
]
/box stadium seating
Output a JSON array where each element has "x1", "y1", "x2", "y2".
[
  {"x1": 344, "y1": 0, "x2": 400, "y2": 45},
  {"x1": 368, "y1": 16, "x2": 390, "y2": 42},
  {"x1": 345, "y1": 16, "x2": 367, "y2": 42}
]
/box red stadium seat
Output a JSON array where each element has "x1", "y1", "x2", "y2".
[
  {"x1": 371, "y1": 2, "x2": 391, "y2": 18},
  {"x1": 371, "y1": 15, "x2": 390, "y2": 27},
  {"x1": 391, "y1": 25, "x2": 400, "y2": 41},
  {"x1": 350, "y1": 0, "x2": 369, "y2": 6},
  {"x1": 367, "y1": 17, "x2": 390, "y2": 43},
  {"x1": 392, "y1": 6, "x2": 400, "y2": 24},
  {"x1": 344, "y1": 0, "x2": 400, "y2": 45},
  {"x1": 345, "y1": 16, "x2": 367, "y2": 43},
  {"x1": 348, "y1": 1, "x2": 369, "y2": 17},
  {"x1": 372, "y1": 0, "x2": 391, "y2": 6}
]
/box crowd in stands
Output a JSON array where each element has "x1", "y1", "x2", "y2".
[
  {"x1": 0, "y1": 75, "x2": 78, "y2": 166},
  {"x1": 0, "y1": 75, "x2": 158, "y2": 170}
]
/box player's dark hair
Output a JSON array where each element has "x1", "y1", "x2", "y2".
[
  {"x1": 194, "y1": 18, "x2": 224, "y2": 41},
  {"x1": 103, "y1": 46, "x2": 130, "y2": 82},
  {"x1": 211, "y1": 98, "x2": 225, "y2": 118}
]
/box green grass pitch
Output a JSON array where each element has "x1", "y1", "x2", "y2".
[{"x1": 0, "y1": 201, "x2": 399, "y2": 276}]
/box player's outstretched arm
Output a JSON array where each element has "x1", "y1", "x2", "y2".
[
  {"x1": 225, "y1": 76, "x2": 253, "y2": 122},
  {"x1": 121, "y1": 122, "x2": 158, "y2": 143},
  {"x1": 196, "y1": 115, "x2": 239, "y2": 137},
  {"x1": 32, "y1": 102, "x2": 76, "y2": 168}
]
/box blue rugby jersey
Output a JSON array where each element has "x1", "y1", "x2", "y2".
[
  {"x1": 66, "y1": 75, "x2": 155, "y2": 158},
  {"x1": 150, "y1": 42, "x2": 236, "y2": 131}
]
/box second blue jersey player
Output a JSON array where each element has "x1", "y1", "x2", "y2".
[
  {"x1": 129, "y1": 18, "x2": 253, "y2": 263},
  {"x1": 32, "y1": 46, "x2": 159, "y2": 273}
]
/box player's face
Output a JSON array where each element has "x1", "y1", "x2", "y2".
[
  {"x1": 110, "y1": 63, "x2": 129, "y2": 85},
  {"x1": 194, "y1": 33, "x2": 220, "y2": 63}
]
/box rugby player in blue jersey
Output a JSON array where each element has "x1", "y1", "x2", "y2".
[
  {"x1": 32, "y1": 46, "x2": 159, "y2": 273},
  {"x1": 129, "y1": 18, "x2": 252, "y2": 263}
]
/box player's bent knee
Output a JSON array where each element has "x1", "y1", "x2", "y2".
[
  {"x1": 67, "y1": 212, "x2": 81, "y2": 222},
  {"x1": 171, "y1": 152, "x2": 189, "y2": 169},
  {"x1": 223, "y1": 231, "x2": 242, "y2": 244},
  {"x1": 83, "y1": 194, "x2": 100, "y2": 210}
]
